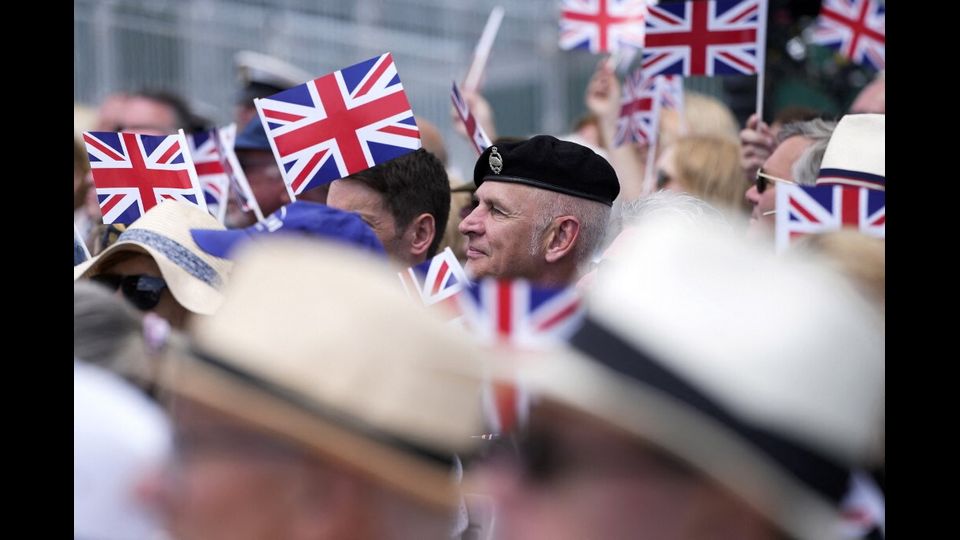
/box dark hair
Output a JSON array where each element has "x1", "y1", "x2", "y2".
[
  {"x1": 348, "y1": 149, "x2": 450, "y2": 257},
  {"x1": 130, "y1": 89, "x2": 195, "y2": 130}
]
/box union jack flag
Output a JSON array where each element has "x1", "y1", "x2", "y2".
[
  {"x1": 451, "y1": 81, "x2": 492, "y2": 155},
  {"x1": 615, "y1": 69, "x2": 658, "y2": 146},
  {"x1": 398, "y1": 247, "x2": 471, "y2": 313},
  {"x1": 775, "y1": 184, "x2": 885, "y2": 253},
  {"x1": 186, "y1": 129, "x2": 230, "y2": 223},
  {"x1": 643, "y1": 0, "x2": 766, "y2": 77},
  {"x1": 255, "y1": 53, "x2": 421, "y2": 199},
  {"x1": 459, "y1": 279, "x2": 585, "y2": 434},
  {"x1": 658, "y1": 74, "x2": 685, "y2": 117},
  {"x1": 83, "y1": 131, "x2": 205, "y2": 225},
  {"x1": 560, "y1": 0, "x2": 648, "y2": 54},
  {"x1": 458, "y1": 279, "x2": 585, "y2": 348},
  {"x1": 809, "y1": 0, "x2": 884, "y2": 70}
]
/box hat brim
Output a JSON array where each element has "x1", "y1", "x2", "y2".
[
  {"x1": 500, "y1": 348, "x2": 844, "y2": 540},
  {"x1": 159, "y1": 350, "x2": 462, "y2": 510},
  {"x1": 75, "y1": 241, "x2": 224, "y2": 316}
]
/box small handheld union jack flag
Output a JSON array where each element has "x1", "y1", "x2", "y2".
[
  {"x1": 186, "y1": 129, "x2": 230, "y2": 224},
  {"x1": 451, "y1": 81, "x2": 493, "y2": 155},
  {"x1": 457, "y1": 279, "x2": 585, "y2": 349},
  {"x1": 615, "y1": 69, "x2": 659, "y2": 147},
  {"x1": 643, "y1": 0, "x2": 767, "y2": 77},
  {"x1": 458, "y1": 278, "x2": 586, "y2": 434},
  {"x1": 83, "y1": 130, "x2": 206, "y2": 225},
  {"x1": 808, "y1": 0, "x2": 884, "y2": 70},
  {"x1": 775, "y1": 184, "x2": 885, "y2": 253},
  {"x1": 398, "y1": 247, "x2": 471, "y2": 310},
  {"x1": 560, "y1": 0, "x2": 649, "y2": 54},
  {"x1": 255, "y1": 53, "x2": 421, "y2": 201}
]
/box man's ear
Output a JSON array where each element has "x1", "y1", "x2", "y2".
[
  {"x1": 544, "y1": 216, "x2": 581, "y2": 263},
  {"x1": 406, "y1": 213, "x2": 436, "y2": 259}
]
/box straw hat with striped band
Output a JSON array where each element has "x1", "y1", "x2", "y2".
[{"x1": 74, "y1": 201, "x2": 233, "y2": 315}]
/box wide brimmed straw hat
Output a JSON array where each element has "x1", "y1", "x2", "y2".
[
  {"x1": 159, "y1": 238, "x2": 487, "y2": 509},
  {"x1": 512, "y1": 216, "x2": 884, "y2": 540},
  {"x1": 74, "y1": 201, "x2": 232, "y2": 315}
]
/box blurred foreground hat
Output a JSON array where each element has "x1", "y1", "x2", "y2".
[
  {"x1": 516, "y1": 216, "x2": 884, "y2": 539},
  {"x1": 74, "y1": 361, "x2": 171, "y2": 540},
  {"x1": 816, "y1": 114, "x2": 885, "y2": 190},
  {"x1": 160, "y1": 239, "x2": 487, "y2": 509},
  {"x1": 75, "y1": 201, "x2": 233, "y2": 315}
]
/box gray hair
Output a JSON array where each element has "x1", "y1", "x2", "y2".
[
  {"x1": 529, "y1": 190, "x2": 612, "y2": 264},
  {"x1": 605, "y1": 191, "x2": 730, "y2": 248},
  {"x1": 778, "y1": 119, "x2": 838, "y2": 185}
]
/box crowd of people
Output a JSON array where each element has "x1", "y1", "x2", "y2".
[{"x1": 74, "y1": 43, "x2": 885, "y2": 540}]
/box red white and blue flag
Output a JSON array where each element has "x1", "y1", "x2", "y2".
[
  {"x1": 399, "y1": 247, "x2": 471, "y2": 312},
  {"x1": 560, "y1": 0, "x2": 649, "y2": 54},
  {"x1": 451, "y1": 81, "x2": 493, "y2": 155},
  {"x1": 658, "y1": 74, "x2": 685, "y2": 118},
  {"x1": 615, "y1": 69, "x2": 658, "y2": 146},
  {"x1": 83, "y1": 131, "x2": 205, "y2": 225},
  {"x1": 458, "y1": 279, "x2": 585, "y2": 434},
  {"x1": 186, "y1": 129, "x2": 230, "y2": 223},
  {"x1": 775, "y1": 184, "x2": 885, "y2": 253},
  {"x1": 809, "y1": 0, "x2": 884, "y2": 70},
  {"x1": 643, "y1": 0, "x2": 766, "y2": 77},
  {"x1": 255, "y1": 53, "x2": 421, "y2": 200},
  {"x1": 457, "y1": 279, "x2": 585, "y2": 349}
]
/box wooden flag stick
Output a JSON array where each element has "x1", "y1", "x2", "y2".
[
  {"x1": 464, "y1": 6, "x2": 505, "y2": 93},
  {"x1": 755, "y1": 0, "x2": 770, "y2": 120}
]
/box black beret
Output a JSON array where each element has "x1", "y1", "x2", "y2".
[{"x1": 472, "y1": 135, "x2": 620, "y2": 206}]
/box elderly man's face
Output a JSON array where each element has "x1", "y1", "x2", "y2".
[
  {"x1": 458, "y1": 181, "x2": 544, "y2": 280},
  {"x1": 745, "y1": 136, "x2": 812, "y2": 242},
  {"x1": 157, "y1": 399, "x2": 315, "y2": 540},
  {"x1": 472, "y1": 403, "x2": 774, "y2": 540}
]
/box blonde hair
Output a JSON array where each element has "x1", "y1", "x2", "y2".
[
  {"x1": 671, "y1": 134, "x2": 748, "y2": 216},
  {"x1": 792, "y1": 230, "x2": 885, "y2": 311},
  {"x1": 660, "y1": 91, "x2": 739, "y2": 149}
]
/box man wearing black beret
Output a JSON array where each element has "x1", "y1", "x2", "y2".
[{"x1": 458, "y1": 135, "x2": 620, "y2": 286}]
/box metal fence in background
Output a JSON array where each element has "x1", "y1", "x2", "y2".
[{"x1": 74, "y1": 0, "x2": 727, "y2": 175}]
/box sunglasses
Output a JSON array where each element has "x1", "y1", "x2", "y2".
[
  {"x1": 91, "y1": 274, "x2": 168, "y2": 311},
  {"x1": 755, "y1": 169, "x2": 797, "y2": 194}
]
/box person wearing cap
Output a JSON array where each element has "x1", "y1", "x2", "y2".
[
  {"x1": 191, "y1": 200, "x2": 385, "y2": 259},
  {"x1": 458, "y1": 135, "x2": 619, "y2": 286},
  {"x1": 151, "y1": 239, "x2": 486, "y2": 540},
  {"x1": 75, "y1": 201, "x2": 233, "y2": 329},
  {"x1": 473, "y1": 217, "x2": 884, "y2": 540},
  {"x1": 327, "y1": 148, "x2": 450, "y2": 266},
  {"x1": 234, "y1": 51, "x2": 311, "y2": 129}
]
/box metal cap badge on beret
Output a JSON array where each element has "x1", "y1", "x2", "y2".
[{"x1": 473, "y1": 135, "x2": 620, "y2": 206}]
